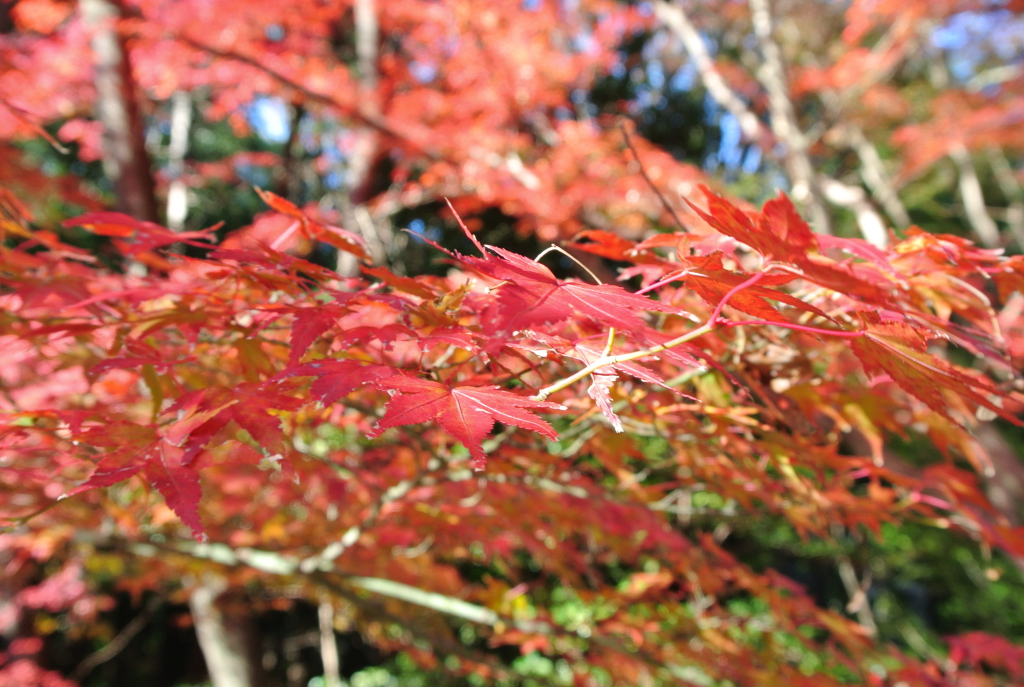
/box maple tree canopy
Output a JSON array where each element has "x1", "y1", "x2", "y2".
[{"x1": 4, "y1": 0, "x2": 1024, "y2": 686}]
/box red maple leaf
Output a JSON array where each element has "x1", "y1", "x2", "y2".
[
  {"x1": 851, "y1": 318, "x2": 1022, "y2": 426},
  {"x1": 66, "y1": 422, "x2": 204, "y2": 538},
  {"x1": 686, "y1": 187, "x2": 815, "y2": 263},
  {"x1": 287, "y1": 302, "x2": 356, "y2": 365},
  {"x1": 432, "y1": 204, "x2": 675, "y2": 337},
  {"x1": 460, "y1": 246, "x2": 676, "y2": 336},
  {"x1": 65, "y1": 212, "x2": 215, "y2": 254},
  {"x1": 281, "y1": 360, "x2": 399, "y2": 405},
  {"x1": 368, "y1": 376, "x2": 565, "y2": 469},
  {"x1": 587, "y1": 371, "x2": 622, "y2": 432},
  {"x1": 254, "y1": 187, "x2": 367, "y2": 260},
  {"x1": 680, "y1": 253, "x2": 831, "y2": 322}
]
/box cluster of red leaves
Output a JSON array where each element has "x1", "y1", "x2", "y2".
[
  {"x1": 1, "y1": 0, "x2": 699, "y2": 245},
  {"x1": 3, "y1": 189, "x2": 1024, "y2": 684}
]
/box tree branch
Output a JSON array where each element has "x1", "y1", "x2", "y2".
[
  {"x1": 70, "y1": 595, "x2": 161, "y2": 682},
  {"x1": 950, "y1": 143, "x2": 1000, "y2": 248},
  {"x1": 652, "y1": 2, "x2": 769, "y2": 143},
  {"x1": 987, "y1": 145, "x2": 1024, "y2": 250},
  {"x1": 848, "y1": 125, "x2": 911, "y2": 229},
  {"x1": 317, "y1": 597, "x2": 343, "y2": 687},
  {"x1": 165, "y1": 90, "x2": 192, "y2": 236},
  {"x1": 748, "y1": 0, "x2": 830, "y2": 234},
  {"x1": 654, "y1": 0, "x2": 892, "y2": 246},
  {"x1": 619, "y1": 121, "x2": 687, "y2": 231},
  {"x1": 172, "y1": 34, "x2": 439, "y2": 158}
]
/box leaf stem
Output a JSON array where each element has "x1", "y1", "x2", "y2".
[
  {"x1": 532, "y1": 322, "x2": 713, "y2": 401},
  {"x1": 635, "y1": 269, "x2": 689, "y2": 296},
  {"x1": 535, "y1": 244, "x2": 603, "y2": 285},
  {"x1": 619, "y1": 121, "x2": 688, "y2": 232},
  {"x1": 533, "y1": 268, "x2": 864, "y2": 402},
  {"x1": 722, "y1": 320, "x2": 866, "y2": 338},
  {"x1": 599, "y1": 327, "x2": 616, "y2": 358},
  {"x1": 708, "y1": 271, "x2": 766, "y2": 325}
]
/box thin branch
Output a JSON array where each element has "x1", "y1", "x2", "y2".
[
  {"x1": 0, "y1": 99, "x2": 70, "y2": 153},
  {"x1": 70, "y1": 595, "x2": 161, "y2": 682},
  {"x1": 535, "y1": 244, "x2": 604, "y2": 284},
  {"x1": 848, "y1": 126, "x2": 911, "y2": 228},
  {"x1": 165, "y1": 90, "x2": 192, "y2": 238},
  {"x1": 299, "y1": 469, "x2": 424, "y2": 573},
  {"x1": 837, "y1": 556, "x2": 877, "y2": 636},
  {"x1": 172, "y1": 34, "x2": 438, "y2": 158},
  {"x1": 818, "y1": 176, "x2": 889, "y2": 247},
  {"x1": 312, "y1": 575, "x2": 564, "y2": 687},
  {"x1": 108, "y1": 533, "x2": 708, "y2": 686},
  {"x1": 532, "y1": 268, "x2": 864, "y2": 401},
  {"x1": 619, "y1": 121, "x2": 688, "y2": 231},
  {"x1": 354, "y1": 0, "x2": 379, "y2": 95},
  {"x1": 532, "y1": 321, "x2": 713, "y2": 401},
  {"x1": 721, "y1": 319, "x2": 865, "y2": 337}
]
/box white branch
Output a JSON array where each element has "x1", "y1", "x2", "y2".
[
  {"x1": 818, "y1": 176, "x2": 889, "y2": 247},
  {"x1": 987, "y1": 145, "x2": 1024, "y2": 250},
  {"x1": 848, "y1": 126, "x2": 910, "y2": 229},
  {"x1": 656, "y1": 0, "x2": 899, "y2": 245},
  {"x1": 652, "y1": 1, "x2": 767, "y2": 142},
  {"x1": 748, "y1": 0, "x2": 830, "y2": 233},
  {"x1": 950, "y1": 143, "x2": 1000, "y2": 248}
]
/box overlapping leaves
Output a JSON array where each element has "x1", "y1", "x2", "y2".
[{"x1": 4, "y1": 186, "x2": 1024, "y2": 687}]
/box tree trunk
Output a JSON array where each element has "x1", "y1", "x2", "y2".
[
  {"x1": 189, "y1": 576, "x2": 265, "y2": 687},
  {"x1": 336, "y1": 0, "x2": 404, "y2": 275},
  {"x1": 318, "y1": 598, "x2": 343, "y2": 687},
  {"x1": 80, "y1": 0, "x2": 159, "y2": 222}
]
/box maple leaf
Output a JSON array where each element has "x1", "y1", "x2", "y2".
[
  {"x1": 254, "y1": 187, "x2": 368, "y2": 260},
  {"x1": 142, "y1": 442, "x2": 204, "y2": 540},
  {"x1": 368, "y1": 376, "x2": 565, "y2": 469},
  {"x1": 163, "y1": 384, "x2": 304, "y2": 459},
  {"x1": 64, "y1": 421, "x2": 157, "y2": 490},
  {"x1": 461, "y1": 246, "x2": 676, "y2": 336},
  {"x1": 681, "y1": 253, "x2": 831, "y2": 322},
  {"x1": 66, "y1": 422, "x2": 205, "y2": 538},
  {"x1": 686, "y1": 190, "x2": 904, "y2": 310},
  {"x1": 64, "y1": 212, "x2": 215, "y2": 254},
  {"x1": 513, "y1": 333, "x2": 684, "y2": 430},
  {"x1": 686, "y1": 188, "x2": 816, "y2": 263},
  {"x1": 587, "y1": 372, "x2": 622, "y2": 432},
  {"x1": 755, "y1": 193, "x2": 818, "y2": 259},
  {"x1": 947, "y1": 632, "x2": 1024, "y2": 680},
  {"x1": 290, "y1": 309, "x2": 336, "y2": 366},
  {"x1": 159, "y1": 390, "x2": 237, "y2": 449},
  {"x1": 435, "y1": 202, "x2": 677, "y2": 337},
  {"x1": 361, "y1": 265, "x2": 439, "y2": 299},
  {"x1": 281, "y1": 360, "x2": 399, "y2": 405},
  {"x1": 287, "y1": 302, "x2": 355, "y2": 365},
  {"x1": 572, "y1": 230, "x2": 660, "y2": 263},
  {"x1": 572, "y1": 340, "x2": 669, "y2": 388},
  {"x1": 851, "y1": 318, "x2": 1022, "y2": 426}
]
